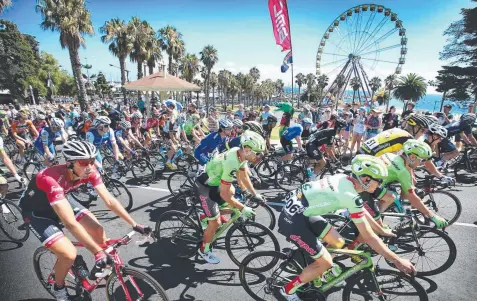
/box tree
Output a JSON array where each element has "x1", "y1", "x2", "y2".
[
  {"x1": 180, "y1": 53, "x2": 200, "y2": 101},
  {"x1": 128, "y1": 17, "x2": 155, "y2": 80},
  {"x1": 200, "y1": 45, "x2": 218, "y2": 111},
  {"x1": 218, "y1": 69, "x2": 231, "y2": 110},
  {"x1": 384, "y1": 75, "x2": 397, "y2": 111},
  {"x1": 158, "y1": 25, "x2": 184, "y2": 75},
  {"x1": 392, "y1": 73, "x2": 427, "y2": 107},
  {"x1": 305, "y1": 73, "x2": 316, "y2": 104},
  {"x1": 249, "y1": 67, "x2": 260, "y2": 83},
  {"x1": 350, "y1": 77, "x2": 361, "y2": 104},
  {"x1": 0, "y1": 0, "x2": 12, "y2": 14},
  {"x1": 36, "y1": 0, "x2": 94, "y2": 109},
  {"x1": 369, "y1": 76, "x2": 382, "y2": 108},
  {"x1": 316, "y1": 74, "x2": 329, "y2": 104},
  {"x1": 0, "y1": 21, "x2": 39, "y2": 100},
  {"x1": 229, "y1": 77, "x2": 239, "y2": 109},
  {"x1": 295, "y1": 73, "x2": 305, "y2": 108},
  {"x1": 334, "y1": 74, "x2": 346, "y2": 109},
  {"x1": 100, "y1": 18, "x2": 132, "y2": 103},
  {"x1": 209, "y1": 72, "x2": 218, "y2": 108},
  {"x1": 242, "y1": 74, "x2": 254, "y2": 108},
  {"x1": 93, "y1": 72, "x2": 112, "y2": 98},
  {"x1": 193, "y1": 79, "x2": 202, "y2": 103},
  {"x1": 275, "y1": 79, "x2": 284, "y2": 97}
]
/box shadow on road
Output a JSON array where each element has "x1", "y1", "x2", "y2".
[
  {"x1": 415, "y1": 275, "x2": 439, "y2": 294},
  {"x1": 0, "y1": 240, "x2": 23, "y2": 252}
]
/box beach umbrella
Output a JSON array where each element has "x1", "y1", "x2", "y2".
[{"x1": 163, "y1": 99, "x2": 183, "y2": 111}]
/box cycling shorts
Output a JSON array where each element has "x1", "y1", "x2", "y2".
[
  {"x1": 280, "y1": 137, "x2": 294, "y2": 154},
  {"x1": 35, "y1": 143, "x2": 55, "y2": 157},
  {"x1": 140, "y1": 127, "x2": 152, "y2": 136},
  {"x1": 22, "y1": 198, "x2": 89, "y2": 248},
  {"x1": 194, "y1": 173, "x2": 227, "y2": 219},
  {"x1": 438, "y1": 138, "x2": 457, "y2": 153},
  {"x1": 305, "y1": 143, "x2": 323, "y2": 160}
]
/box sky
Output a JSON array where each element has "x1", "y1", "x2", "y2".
[{"x1": 1, "y1": 0, "x2": 473, "y2": 94}]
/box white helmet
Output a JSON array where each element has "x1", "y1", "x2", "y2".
[
  {"x1": 131, "y1": 112, "x2": 143, "y2": 119},
  {"x1": 92, "y1": 116, "x2": 111, "y2": 128},
  {"x1": 428, "y1": 123, "x2": 447, "y2": 139},
  {"x1": 119, "y1": 120, "x2": 131, "y2": 130},
  {"x1": 50, "y1": 117, "x2": 65, "y2": 128},
  {"x1": 62, "y1": 141, "x2": 97, "y2": 161}
]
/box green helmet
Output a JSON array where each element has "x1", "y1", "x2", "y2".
[
  {"x1": 403, "y1": 139, "x2": 432, "y2": 159},
  {"x1": 0, "y1": 110, "x2": 6, "y2": 118},
  {"x1": 240, "y1": 130, "x2": 266, "y2": 153},
  {"x1": 351, "y1": 155, "x2": 388, "y2": 180}
]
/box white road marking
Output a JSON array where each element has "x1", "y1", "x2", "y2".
[
  {"x1": 454, "y1": 222, "x2": 477, "y2": 228},
  {"x1": 126, "y1": 185, "x2": 170, "y2": 193}
]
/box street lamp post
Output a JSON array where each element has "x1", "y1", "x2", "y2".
[
  {"x1": 109, "y1": 64, "x2": 130, "y2": 82},
  {"x1": 109, "y1": 64, "x2": 130, "y2": 105}
]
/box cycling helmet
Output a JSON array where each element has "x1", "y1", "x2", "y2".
[
  {"x1": 241, "y1": 130, "x2": 266, "y2": 153},
  {"x1": 460, "y1": 113, "x2": 476, "y2": 125},
  {"x1": 267, "y1": 115, "x2": 278, "y2": 124},
  {"x1": 302, "y1": 118, "x2": 313, "y2": 127},
  {"x1": 427, "y1": 123, "x2": 447, "y2": 139},
  {"x1": 18, "y1": 111, "x2": 28, "y2": 119},
  {"x1": 131, "y1": 111, "x2": 143, "y2": 119},
  {"x1": 199, "y1": 109, "x2": 206, "y2": 118},
  {"x1": 232, "y1": 119, "x2": 243, "y2": 128},
  {"x1": 92, "y1": 116, "x2": 111, "y2": 128},
  {"x1": 406, "y1": 113, "x2": 429, "y2": 128},
  {"x1": 334, "y1": 119, "x2": 347, "y2": 130},
  {"x1": 351, "y1": 154, "x2": 388, "y2": 181},
  {"x1": 243, "y1": 121, "x2": 264, "y2": 136},
  {"x1": 0, "y1": 110, "x2": 6, "y2": 118},
  {"x1": 119, "y1": 120, "x2": 131, "y2": 130},
  {"x1": 97, "y1": 110, "x2": 109, "y2": 116},
  {"x1": 152, "y1": 109, "x2": 161, "y2": 117},
  {"x1": 190, "y1": 114, "x2": 200, "y2": 124},
  {"x1": 50, "y1": 117, "x2": 65, "y2": 128},
  {"x1": 62, "y1": 141, "x2": 97, "y2": 161},
  {"x1": 422, "y1": 115, "x2": 438, "y2": 125},
  {"x1": 219, "y1": 119, "x2": 233, "y2": 129},
  {"x1": 403, "y1": 139, "x2": 432, "y2": 160}
]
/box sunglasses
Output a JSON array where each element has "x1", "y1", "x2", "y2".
[{"x1": 76, "y1": 158, "x2": 95, "y2": 166}]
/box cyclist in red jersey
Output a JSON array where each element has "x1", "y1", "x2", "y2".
[
  {"x1": 19, "y1": 141, "x2": 151, "y2": 301},
  {"x1": 140, "y1": 110, "x2": 161, "y2": 147}
]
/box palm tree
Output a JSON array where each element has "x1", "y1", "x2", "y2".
[
  {"x1": 235, "y1": 73, "x2": 245, "y2": 105},
  {"x1": 316, "y1": 74, "x2": 329, "y2": 104},
  {"x1": 229, "y1": 77, "x2": 239, "y2": 109},
  {"x1": 100, "y1": 18, "x2": 133, "y2": 103},
  {"x1": 128, "y1": 17, "x2": 155, "y2": 80},
  {"x1": 209, "y1": 72, "x2": 218, "y2": 108},
  {"x1": 0, "y1": 0, "x2": 12, "y2": 14},
  {"x1": 334, "y1": 74, "x2": 347, "y2": 109},
  {"x1": 393, "y1": 73, "x2": 427, "y2": 108},
  {"x1": 158, "y1": 25, "x2": 184, "y2": 75},
  {"x1": 305, "y1": 73, "x2": 316, "y2": 104},
  {"x1": 218, "y1": 70, "x2": 231, "y2": 110},
  {"x1": 350, "y1": 77, "x2": 361, "y2": 104},
  {"x1": 242, "y1": 74, "x2": 254, "y2": 108},
  {"x1": 200, "y1": 45, "x2": 219, "y2": 111},
  {"x1": 193, "y1": 79, "x2": 202, "y2": 103},
  {"x1": 249, "y1": 67, "x2": 260, "y2": 83},
  {"x1": 275, "y1": 79, "x2": 285, "y2": 97},
  {"x1": 180, "y1": 53, "x2": 200, "y2": 102},
  {"x1": 36, "y1": 0, "x2": 94, "y2": 109},
  {"x1": 369, "y1": 76, "x2": 382, "y2": 109},
  {"x1": 295, "y1": 73, "x2": 305, "y2": 108},
  {"x1": 384, "y1": 75, "x2": 397, "y2": 111},
  {"x1": 146, "y1": 39, "x2": 163, "y2": 75}
]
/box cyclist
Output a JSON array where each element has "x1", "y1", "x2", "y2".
[
  {"x1": 115, "y1": 120, "x2": 142, "y2": 159},
  {"x1": 243, "y1": 121, "x2": 264, "y2": 137},
  {"x1": 231, "y1": 119, "x2": 243, "y2": 138},
  {"x1": 278, "y1": 155, "x2": 416, "y2": 301},
  {"x1": 19, "y1": 141, "x2": 151, "y2": 301},
  {"x1": 280, "y1": 122, "x2": 304, "y2": 161},
  {"x1": 263, "y1": 115, "x2": 278, "y2": 149},
  {"x1": 34, "y1": 117, "x2": 68, "y2": 168},
  {"x1": 11, "y1": 110, "x2": 39, "y2": 163},
  {"x1": 0, "y1": 110, "x2": 10, "y2": 136},
  {"x1": 438, "y1": 113, "x2": 477, "y2": 166},
  {"x1": 194, "y1": 119, "x2": 233, "y2": 166},
  {"x1": 140, "y1": 110, "x2": 161, "y2": 148},
  {"x1": 183, "y1": 114, "x2": 204, "y2": 146},
  {"x1": 130, "y1": 111, "x2": 143, "y2": 138},
  {"x1": 85, "y1": 116, "x2": 120, "y2": 169},
  {"x1": 305, "y1": 119, "x2": 346, "y2": 179},
  {"x1": 364, "y1": 139, "x2": 449, "y2": 229},
  {"x1": 402, "y1": 113, "x2": 431, "y2": 139},
  {"x1": 194, "y1": 130, "x2": 266, "y2": 263},
  {"x1": 33, "y1": 112, "x2": 48, "y2": 133}
]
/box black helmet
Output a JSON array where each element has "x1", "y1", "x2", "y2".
[
  {"x1": 243, "y1": 121, "x2": 264, "y2": 136},
  {"x1": 267, "y1": 115, "x2": 278, "y2": 124},
  {"x1": 406, "y1": 113, "x2": 430, "y2": 128},
  {"x1": 334, "y1": 119, "x2": 347, "y2": 130}
]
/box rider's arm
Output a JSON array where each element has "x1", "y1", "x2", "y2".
[
  {"x1": 60, "y1": 128, "x2": 68, "y2": 143},
  {"x1": 463, "y1": 132, "x2": 477, "y2": 146},
  {"x1": 53, "y1": 200, "x2": 103, "y2": 254},
  {"x1": 423, "y1": 160, "x2": 443, "y2": 178},
  {"x1": 295, "y1": 135, "x2": 303, "y2": 150},
  {"x1": 108, "y1": 128, "x2": 120, "y2": 160},
  {"x1": 95, "y1": 183, "x2": 137, "y2": 226},
  {"x1": 237, "y1": 166, "x2": 257, "y2": 196},
  {"x1": 127, "y1": 130, "x2": 142, "y2": 146},
  {"x1": 402, "y1": 190, "x2": 432, "y2": 216},
  {"x1": 0, "y1": 149, "x2": 18, "y2": 176},
  {"x1": 219, "y1": 182, "x2": 245, "y2": 211},
  {"x1": 354, "y1": 219, "x2": 401, "y2": 263},
  {"x1": 29, "y1": 122, "x2": 39, "y2": 137},
  {"x1": 1, "y1": 125, "x2": 7, "y2": 136},
  {"x1": 118, "y1": 137, "x2": 133, "y2": 153}
]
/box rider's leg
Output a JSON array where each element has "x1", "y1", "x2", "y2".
[
  {"x1": 314, "y1": 157, "x2": 326, "y2": 175},
  {"x1": 377, "y1": 191, "x2": 395, "y2": 213},
  {"x1": 16, "y1": 140, "x2": 25, "y2": 157},
  {"x1": 78, "y1": 213, "x2": 107, "y2": 245},
  {"x1": 50, "y1": 237, "x2": 77, "y2": 286}
]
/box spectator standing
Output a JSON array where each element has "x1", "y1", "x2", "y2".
[
  {"x1": 297, "y1": 104, "x2": 313, "y2": 123},
  {"x1": 207, "y1": 107, "x2": 219, "y2": 133},
  {"x1": 235, "y1": 104, "x2": 245, "y2": 120},
  {"x1": 137, "y1": 97, "x2": 146, "y2": 114},
  {"x1": 225, "y1": 110, "x2": 234, "y2": 121},
  {"x1": 350, "y1": 107, "x2": 367, "y2": 154},
  {"x1": 382, "y1": 106, "x2": 398, "y2": 130},
  {"x1": 401, "y1": 102, "x2": 415, "y2": 125},
  {"x1": 365, "y1": 108, "x2": 382, "y2": 139}
]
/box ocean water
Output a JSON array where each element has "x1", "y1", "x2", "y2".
[{"x1": 283, "y1": 87, "x2": 470, "y2": 114}]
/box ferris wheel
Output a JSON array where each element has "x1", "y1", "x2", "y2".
[{"x1": 316, "y1": 4, "x2": 407, "y2": 103}]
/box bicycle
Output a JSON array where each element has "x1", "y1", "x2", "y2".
[
  {"x1": 33, "y1": 231, "x2": 170, "y2": 300},
  {"x1": 239, "y1": 247, "x2": 428, "y2": 301},
  {"x1": 0, "y1": 194, "x2": 29, "y2": 242},
  {"x1": 102, "y1": 154, "x2": 155, "y2": 185},
  {"x1": 154, "y1": 189, "x2": 280, "y2": 266}
]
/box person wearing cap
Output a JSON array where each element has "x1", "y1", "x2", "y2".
[
  {"x1": 207, "y1": 107, "x2": 219, "y2": 133},
  {"x1": 382, "y1": 106, "x2": 398, "y2": 131},
  {"x1": 297, "y1": 104, "x2": 313, "y2": 124},
  {"x1": 400, "y1": 102, "x2": 415, "y2": 126},
  {"x1": 320, "y1": 107, "x2": 332, "y2": 123},
  {"x1": 235, "y1": 104, "x2": 245, "y2": 121},
  {"x1": 365, "y1": 108, "x2": 382, "y2": 139}
]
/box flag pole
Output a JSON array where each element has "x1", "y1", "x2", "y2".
[
  {"x1": 291, "y1": 63, "x2": 294, "y2": 106},
  {"x1": 285, "y1": 0, "x2": 294, "y2": 107}
]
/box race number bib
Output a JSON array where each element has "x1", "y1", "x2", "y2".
[
  {"x1": 364, "y1": 137, "x2": 378, "y2": 149},
  {"x1": 283, "y1": 189, "x2": 305, "y2": 216}
]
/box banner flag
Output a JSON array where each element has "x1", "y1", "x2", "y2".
[
  {"x1": 268, "y1": 0, "x2": 292, "y2": 52},
  {"x1": 281, "y1": 51, "x2": 293, "y2": 73}
]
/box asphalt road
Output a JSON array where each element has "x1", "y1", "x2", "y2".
[{"x1": 0, "y1": 169, "x2": 476, "y2": 301}]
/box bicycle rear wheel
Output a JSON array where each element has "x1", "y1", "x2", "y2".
[
  {"x1": 255, "y1": 158, "x2": 279, "y2": 179},
  {"x1": 23, "y1": 162, "x2": 41, "y2": 181},
  {"x1": 69, "y1": 184, "x2": 95, "y2": 208},
  {"x1": 275, "y1": 164, "x2": 305, "y2": 192},
  {"x1": 225, "y1": 221, "x2": 280, "y2": 267},
  {"x1": 154, "y1": 210, "x2": 202, "y2": 258},
  {"x1": 167, "y1": 171, "x2": 193, "y2": 196},
  {"x1": 239, "y1": 250, "x2": 304, "y2": 301},
  {"x1": 149, "y1": 151, "x2": 166, "y2": 173},
  {"x1": 342, "y1": 268, "x2": 428, "y2": 301},
  {"x1": 0, "y1": 200, "x2": 29, "y2": 242},
  {"x1": 105, "y1": 178, "x2": 133, "y2": 211},
  {"x1": 106, "y1": 266, "x2": 169, "y2": 301},
  {"x1": 131, "y1": 158, "x2": 156, "y2": 184}
]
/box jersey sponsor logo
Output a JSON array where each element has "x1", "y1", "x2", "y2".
[
  {"x1": 289, "y1": 235, "x2": 317, "y2": 256},
  {"x1": 350, "y1": 211, "x2": 365, "y2": 219},
  {"x1": 228, "y1": 169, "x2": 237, "y2": 178},
  {"x1": 354, "y1": 196, "x2": 364, "y2": 207},
  {"x1": 50, "y1": 186, "x2": 62, "y2": 193}
]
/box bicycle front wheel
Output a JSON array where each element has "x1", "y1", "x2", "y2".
[
  {"x1": 131, "y1": 158, "x2": 156, "y2": 184},
  {"x1": 105, "y1": 178, "x2": 133, "y2": 211},
  {"x1": 342, "y1": 269, "x2": 428, "y2": 301},
  {"x1": 154, "y1": 210, "x2": 202, "y2": 258},
  {"x1": 240, "y1": 250, "x2": 303, "y2": 301},
  {"x1": 0, "y1": 200, "x2": 29, "y2": 242},
  {"x1": 225, "y1": 221, "x2": 280, "y2": 267},
  {"x1": 255, "y1": 158, "x2": 279, "y2": 179},
  {"x1": 167, "y1": 171, "x2": 193, "y2": 196},
  {"x1": 421, "y1": 190, "x2": 462, "y2": 225},
  {"x1": 23, "y1": 162, "x2": 41, "y2": 181},
  {"x1": 275, "y1": 164, "x2": 304, "y2": 192},
  {"x1": 106, "y1": 266, "x2": 169, "y2": 301}
]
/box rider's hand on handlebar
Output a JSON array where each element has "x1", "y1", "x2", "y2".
[
  {"x1": 133, "y1": 224, "x2": 152, "y2": 235},
  {"x1": 241, "y1": 206, "x2": 255, "y2": 217},
  {"x1": 392, "y1": 258, "x2": 416, "y2": 275},
  {"x1": 439, "y1": 175, "x2": 455, "y2": 185},
  {"x1": 250, "y1": 193, "x2": 266, "y2": 204}
]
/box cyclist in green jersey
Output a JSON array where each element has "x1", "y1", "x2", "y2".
[
  {"x1": 364, "y1": 139, "x2": 448, "y2": 229},
  {"x1": 194, "y1": 130, "x2": 266, "y2": 263},
  {"x1": 183, "y1": 114, "x2": 204, "y2": 146},
  {"x1": 278, "y1": 155, "x2": 416, "y2": 301}
]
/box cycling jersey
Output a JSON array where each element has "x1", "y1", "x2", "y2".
[
  {"x1": 194, "y1": 132, "x2": 227, "y2": 165},
  {"x1": 260, "y1": 112, "x2": 273, "y2": 125},
  {"x1": 281, "y1": 124, "x2": 303, "y2": 141},
  {"x1": 204, "y1": 147, "x2": 247, "y2": 186},
  {"x1": 33, "y1": 120, "x2": 47, "y2": 133},
  {"x1": 184, "y1": 120, "x2": 200, "y2": 136},
  {"x1": 379, "y1": 153, "x2": 414, "y2": 194},
  {"x1": 34, "y1": 127, "x2": 61, "y2": 155},
  {"x1": 225, "y1": 136, "x2": 241, "y2": 151},
  {"x1": 85, "y1": 128, "x2": 116, "y2": 147},
  {"x1": 114, "y1": 129, "x2": 129, "y2": 151},
  {"x1": 11, "y1": 120, "x2": 34, "y2": 136},
  {"x1": 445, "y1": 120, "x2": 472, "y2": 137},
  {"x1": 360, "y1": 128, "x2": 412, "y2": 156},
  {"x1": 141, "y1": 118, "x2": 159, "y2": 130},
  {"x1": 306, "y1": 128, "x2": 335, "y2": 147}
]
